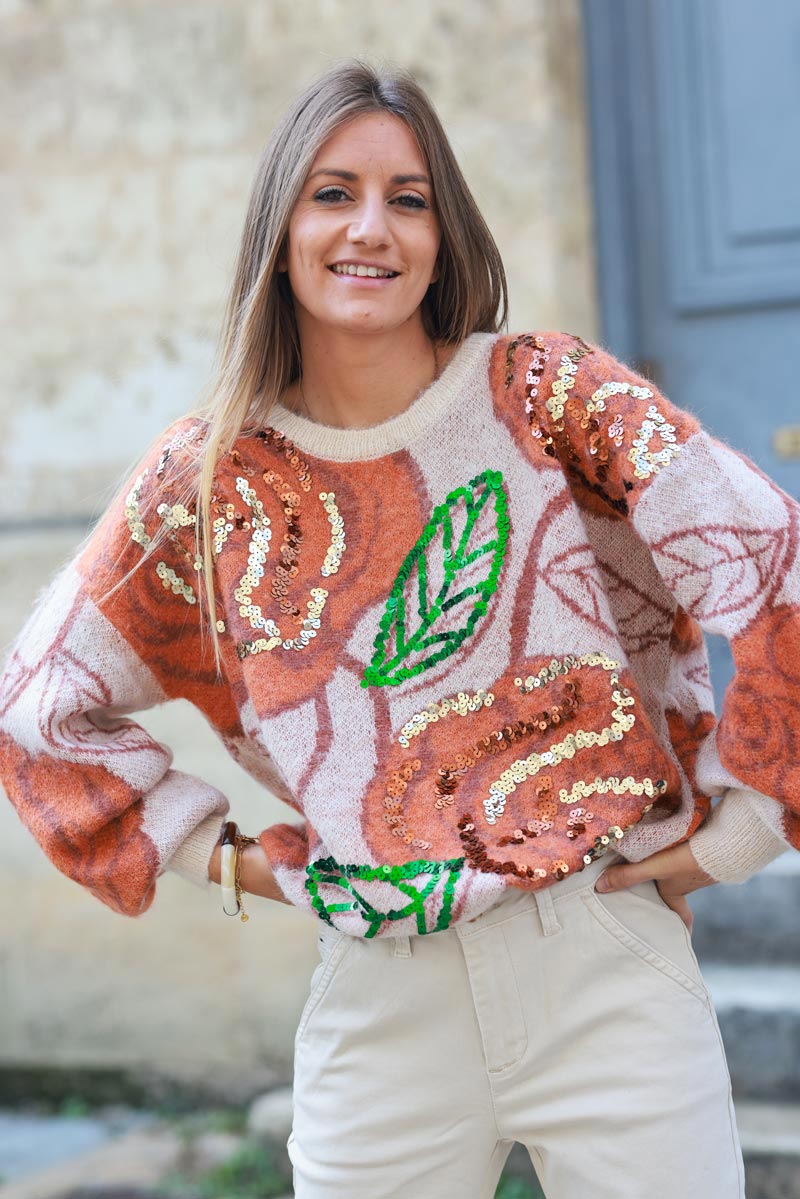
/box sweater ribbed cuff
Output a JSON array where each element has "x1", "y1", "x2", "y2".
[
  {"x1": 163, "y1": 812, "x2": 227, "y2": 890},
  {"x1": 688, "y1": 790, "x2": 789, "y2": 884}
]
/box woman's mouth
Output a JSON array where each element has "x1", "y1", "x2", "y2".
[{"x1": 328, "y1": 263, "x2": 400, "y2": 279}]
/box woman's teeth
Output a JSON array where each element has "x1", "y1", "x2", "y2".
[{"x1": 330, "y1": 264, "x2": 399, "y2": 278}]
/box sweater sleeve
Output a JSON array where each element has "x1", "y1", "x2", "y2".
[
  {"x1": 544, "y1": 336, "x2": 797, "y2": 884},
  {"x1": 0, "y1": 420, "x2": 233, "y2": 917}
]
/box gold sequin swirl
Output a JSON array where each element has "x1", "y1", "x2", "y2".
[
  {"x1": 125, "y1": 471, "x2": 152, "y2": 550},
  {"x1": 237, "y1": 588, "x2": 329, "y2": 659},
  {"x1": 557, "y1": 775, "x2": 667, "y2": 805},
  {"x1": 155, "y1": 561, "x2": 196, "y2": 604},
  {"x1": 156, "y1": 502, "x2": 195, "y2": 530},
  {"x1": 319, "y1": 492, "x2": 345, "y2": 577},
  {"x1": 397, "y1": 688, "x2": 495, "y2": 748},
  {"x1": 628, "y1": 404, "x2": 681, "y2": 479},
  {"x1": 233, "y1": 477, "x2": 273, "y2": 633},
  {"x1": 125, "y1": 470, "x2": 200, "y2": 607},
  {"x1": 486, "y1": 653, "x2": 634, "y2": 824}
]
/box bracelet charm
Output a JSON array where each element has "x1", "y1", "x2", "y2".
[{"x1": 220, "y1": 821, "x2": 259, "y2": 921}]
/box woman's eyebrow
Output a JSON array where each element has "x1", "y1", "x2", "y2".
[{"x1": 307, "y1": 168, "x2": 431, "y2": 185}]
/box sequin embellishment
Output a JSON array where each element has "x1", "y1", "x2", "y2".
[
  {"x1": 320, "y1": 492, "x2": 345, "y2": 577},
  {"x1": 628, "y1": 404, "x2": 681, "y2": 478},
  {"x1": 155, "y1": 561, "x2": 196, "y2": 604},
  {"x1": 124, "y1": 466, "x2": 200, "y2": 607},
  {"x1": 557, "y1": 775, "x2": 666, "y2": 805},
  {"x1": 363, "y1": 469, "x2": 509, "y2": 687},
  {"x1": 545, "y1": 347, "x2": 594, "y2": 425},
  {"x1": 503, "y1": 332, "x2": 552, "y2": 425},
  {"x1": 484, "y1": 653, "x2": 633, "y2": 824},
  {"x1": 232, "y1": 466, "x2": 346, "y2": 658},
  {"x1": 591, "y1": 381, "x2": 653, "y2": 407},
  {"x1": 608, "y1": 414, "x2": 625, "y2": 446},
  {"x1": 512, "y1": 337, "x2": 637, "y2": 513},
  {"x1": 155, "y1": 422, "x2": 205, "y2": 477},
  {"x1": 305, "y1": 855, "x2": 464, "y2": 937},
  {"x1": 156, "y1": 502, "x2": 195, "y2": 530},
  {"x1": 381, "y1": 651, "x2": 669, "y2": 882},
  {"x1": 233, "y1": 476, "x2": 274, "y2": 634},
  {"x1": 125, "y1": 471, "x2": 153, "y2": 550},
  {"x1": 397, "y1": 688, "x2": 495, "y2": 747},
  {"x1": 381, "y1": 757, "x2": 432, "y2": 851}
]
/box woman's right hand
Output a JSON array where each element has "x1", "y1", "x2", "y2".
[{"x1": 207, "y1": 840, "x2": 292, "y2": 906}]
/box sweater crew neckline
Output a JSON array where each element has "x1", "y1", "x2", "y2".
[{"x1": 261, "y1": 331, "x2": 499, "y2": 462}]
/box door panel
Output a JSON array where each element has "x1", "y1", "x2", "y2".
[{"x1": 582, "y1": 0, "x2": 800, "y2": 696}]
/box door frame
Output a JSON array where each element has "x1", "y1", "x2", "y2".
[{"x1": 580, "y1": 0, "x2": 652, "y2": 363}]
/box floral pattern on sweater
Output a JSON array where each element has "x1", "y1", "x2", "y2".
[{"x1": 0, "y1": 329, "x2": 796, "y2": 931}]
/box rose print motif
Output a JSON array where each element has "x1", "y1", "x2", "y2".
[{"x1": 361, "y1": 653, "x2": 682, "y2": 886}]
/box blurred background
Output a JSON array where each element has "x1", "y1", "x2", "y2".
[{"x1": 0, "y1": 1, "x2": 798, "y2": 1196}]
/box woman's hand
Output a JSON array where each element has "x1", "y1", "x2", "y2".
[
  {"x1": 207, "y1": 840, "x2": 293, "y2": 906},
  {"x1": 239, "y1": 842, "x2": 293, "y2": 905},
  {"x1": 594, "y1": 841, "x2": 716, "y2": 933}
]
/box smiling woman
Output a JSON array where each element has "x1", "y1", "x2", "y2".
[
  {"x1": 277, "y1": 112, "x2": 447, "y2": 428},
  {"x1": 2, "y1": 54, "x2": 794, "y2": 1199}
]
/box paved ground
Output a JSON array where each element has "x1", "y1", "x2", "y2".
[
  {"x1": 0, "y1": 1105, "x2": 294, "y2": 1199},
  {"x1": 2, "y1": 1103, "x2": 799, "y2": 1199},
  {"x1": 0, "y1": 1109, "x2": 158, "y2": 1185}
]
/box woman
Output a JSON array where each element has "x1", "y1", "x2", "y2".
[{"x1": 2, "y1": 58, "x2": 797, "y2": 1199}]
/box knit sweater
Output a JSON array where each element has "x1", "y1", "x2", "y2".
[{"x1": 1, "y1": 330, "x2": 797, "y2": 937}]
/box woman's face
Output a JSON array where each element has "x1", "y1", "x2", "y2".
[{"x1": 281, "y1": 112, "x2": 441, "y2": 340}]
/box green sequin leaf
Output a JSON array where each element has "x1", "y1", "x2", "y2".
[
  {"x1": 305, "y1": 856, "x2": 465, "y2": 937},
  {"x1": 362, "y1": 469, "x2": 509, "y2": 687}
]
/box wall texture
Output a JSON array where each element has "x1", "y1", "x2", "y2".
[{"x1": 0, "y1": 0, "x2": 598, "y2": 1086}]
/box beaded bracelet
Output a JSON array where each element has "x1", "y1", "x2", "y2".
[{"x1": 220, "y1": 820, "x2": 259, "y2": 922}]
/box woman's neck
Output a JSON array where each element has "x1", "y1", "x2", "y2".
[{"x1": 281, "y1": 322, "x2": 457, "y2": 429}]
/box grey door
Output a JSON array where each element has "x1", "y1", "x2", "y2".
[{"x1": 581, "y1": 0, "x2": 800, "y2": 695}]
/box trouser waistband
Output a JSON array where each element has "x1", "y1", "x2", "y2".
[
  {"x1": 455, "y1": 846, "x2": 626, "y2": 940},
  {"x1": 385, "y1": 848, "x2": 627, "y2": 955}
]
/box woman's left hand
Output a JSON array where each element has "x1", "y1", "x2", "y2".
[{"x1": 594, "y1": 841, "x2": 716, "y2": 934}]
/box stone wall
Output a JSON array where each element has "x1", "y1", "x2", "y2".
[{"x1": 0, "y1": 0, "x2": 598, "y2": 1085}]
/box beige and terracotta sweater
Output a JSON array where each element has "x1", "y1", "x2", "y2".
[{"x1": 1, "y1": 330, "x2": 796, "y2": 937}]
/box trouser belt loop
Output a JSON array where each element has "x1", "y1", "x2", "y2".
[
  {"x1": 534, "y1": 887, "x2": 562, "y2": 937},
  {"x1": 392, "y1": 934, "x2": 413, "y2": 957}
]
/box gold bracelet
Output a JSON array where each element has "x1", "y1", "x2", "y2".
[{"x1": 234, "y1": 830, "x2": 259, "y2": 923}]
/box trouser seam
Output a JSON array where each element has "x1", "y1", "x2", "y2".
[
  {"x1": 704, "y1": 1000, "x2": 746, "y2": 1195},
  {"x1": 484, "y1": 927, "x2": 528, "y2": 1075}
]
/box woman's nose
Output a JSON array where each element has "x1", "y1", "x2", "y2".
[{"x1": 347, "y1": 198, "x2": 391, "y2": 246}]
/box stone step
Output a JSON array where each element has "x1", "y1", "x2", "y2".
[
  {"x1": 735, "y1": 1100, "x2": 800, "y2": 1157},
  {"x1": 690, "y1": 853, "x2": 800, "y2": 965},
  {"x1": 704, "y1": 964, "x2": 800, "y2": 1102},
  {"x1": 736, "y1": 1102, "x2": 800, "y2": 1199}
]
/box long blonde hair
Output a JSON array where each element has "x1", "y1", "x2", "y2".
[{"x1": 111, "y1": 58, "x2": 508, "y2": 669}]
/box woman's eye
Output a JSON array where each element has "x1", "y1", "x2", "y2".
[
  {"x1": 313, "y1": 186, "x2": 350, "y2": 203},
  {"x1": 392, "y1": 193, "x2": 429, "y2": 210},
  {"x1": 311, "y1": 187, "x2": 429, "y2": 210}
]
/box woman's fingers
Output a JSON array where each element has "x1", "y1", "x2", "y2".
[
  {"x1": 656, "y1": 885, "x2": 695, "y2": 933},
  {"x1": 595, "y1": 841, "x2": 716, "y2": 898}
]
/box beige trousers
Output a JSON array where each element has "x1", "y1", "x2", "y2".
[{"x1": 288, "y1": 848, "x2": 745, "y2": 1198}]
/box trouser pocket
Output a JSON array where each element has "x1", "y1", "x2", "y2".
[
  {"x1": 580, "y1": 879, "x2": 713, "y2": 1014},
  {"x1": 294, "y1": 924, "x2": 355, "y2": 1045}
]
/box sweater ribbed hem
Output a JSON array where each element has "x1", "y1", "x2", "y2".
[
  {"x1": 163, "y1": 812, "x2": 227, "y2": 890},
  {"x1": 261, "y1": 331, "x2": 499, "y2": 462},
  {"x1": 689, "y1": 790, "x2": 789, "y2": 884}
]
